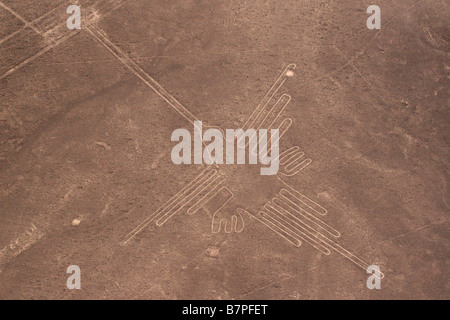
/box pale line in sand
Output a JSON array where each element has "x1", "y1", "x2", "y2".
[
  {"x1": 210, "y1": 188, "x2": 243, "y2": 234},
  {"x1": 156, "y1": 172, "x2": 227, "y2": 226},
  {"x1": 243, "y1": 64, "x2": 296, "y2": 131},
  {"x1": 0, "y1": 32, "x2": 77, "y2": 79},
  {"x1": 0, "y1": 1, "x2": 41, "y2": 35},
  {"x1": 121, "y1": 169, "x2": 229, "y2": 245},
  {"x1": 0, "y1": 0, "x2": 130, "y2": 79},
  {"x1": 86, "y1": 24, "x2": 206, "y2": 129},
  {"x1": 278, "y1": 146, "x2": 312, "y2": 177}
]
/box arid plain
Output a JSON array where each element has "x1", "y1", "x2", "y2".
[{"x1": 0, "y1": 0, "x2": 448, "y2": 299}]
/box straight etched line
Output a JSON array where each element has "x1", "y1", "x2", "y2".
[
  {"x1": 254, "y1": 211, "x2": 302, "y2": 247},
  {"x1": 269, "y1": 202, "x2": 383, "y2": 277},
  {"x1": 0, "y1": 0, "x2": 130, "y2": 79},
  {"x1": 263, "y1": 205, "x2": 331, "y2": 255},
  {"x1": 121, "y1": 168, "x2": 216, "y2": 245},
  {"x1": 86, "y1": 25, "x2": 202, "y2": 126},
  {"x1": 0, "y1": 1, "x2": 42, "y2": 35},
  {"x1": 155, "y1": 170, "x2": 219, "y2": 221},
  {"x1": 243, "y1": 64, "x2": 296, "y2": 131},
  {"x1": 280, "y1": 147, "x2": 302, "y2": 165},
  {"x1": 0, "y1": 32, "x2": 77, "y2": 79},
  {"x1": 0, "y1": 1, "x2": 65, "y2": 44},
  {"x1": 156, "y1": 172, "x2": 226, "y2": 226},
  {"x1": 280, "y1": 188, "x2": 328, "y2": 216},
  {"x1": 273, "y1": 197, "x2": 340, "y2": 238},
  {"x1": 285, "y1": 157, "x2": 311, "y2": 173},
  {"x1": 187, "y1": 175, "x2": 228, "y2": 215}
]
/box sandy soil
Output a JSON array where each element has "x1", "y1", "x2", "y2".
[{"x1": 0, "y1": 0, "x2": 448, "y2": 299}]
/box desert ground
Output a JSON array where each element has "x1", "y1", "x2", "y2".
[{"x1": 0, "y1": 0, "x2": 448, "y2": 299}]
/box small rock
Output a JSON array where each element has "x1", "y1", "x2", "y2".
[
  {"x1": 71, "y1": 218, "x2": 81, "y2": 226},
  {"x1": 206, "y1": 247, "x2": 220, "y2": 258},
  {"x1": 95, "y1": 141, "x2": 111, "y2": 150}
]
